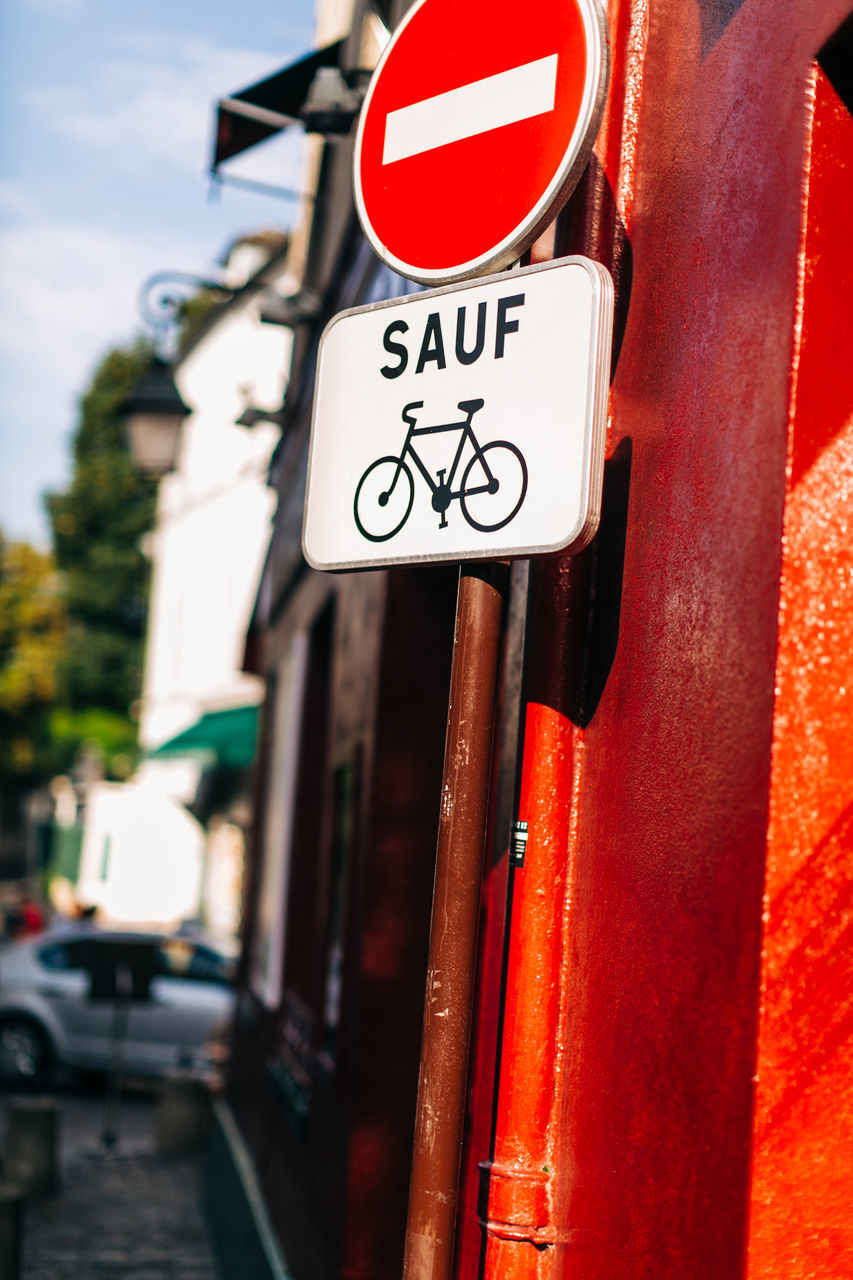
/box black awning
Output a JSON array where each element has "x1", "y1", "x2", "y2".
[{"x1": 211, "y1": 39, "x2": 344, "y2": 171}]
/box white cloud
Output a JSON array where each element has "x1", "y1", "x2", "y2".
[
  {"x1": 0, "y1": 197, "x2": 199, "y2": 542},
  {"x1": 0, "y1": 205, "x2": 192, "y2": 381},
  {"x1": 1, "y1": 25, "x2": 311, "y2": 544},
  {"x1": 0, "y1": 181, "x2": 42, "y2": 219},
  {"x1": 21, "y1": 0, "x2": 87, "y2": 14},
  {"x1": 25, "y1": 37, "x2": 303, "y2": 182}
]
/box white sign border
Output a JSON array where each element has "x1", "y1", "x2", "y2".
[
  {"x1": 353, "y1": 0, "x2": 610, "y2": 286},
  {"x1": 302, "y1": 255, "x2": 614, "y2": 572}
]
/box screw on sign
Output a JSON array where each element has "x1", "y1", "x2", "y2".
[{"x1": 354, "y1": 0, "x2": 609, "y2": 285}]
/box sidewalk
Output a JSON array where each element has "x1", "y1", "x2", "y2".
[{"x1": 2, "y1": 1086, "x2": 219, "y2": 1280}]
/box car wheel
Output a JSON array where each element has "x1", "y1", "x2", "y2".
[{"x1": 0, "y1": 1017, "x2": 51, "y2": 1086}]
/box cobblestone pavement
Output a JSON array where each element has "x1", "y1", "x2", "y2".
[{"x1": 2, "y1": 1085, "x2": 219, "y2": 1280}]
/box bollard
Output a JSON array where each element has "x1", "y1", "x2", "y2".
[
  {"x1": 154, "y1": 1076, "x2": 212, "y2": 1155},
  {"x1": 0, "y1": 1184, "x2": 23, "y2": 1280},
  {"x1": 3, "y1": 1099, "x2": 60, "y2": 1198}
]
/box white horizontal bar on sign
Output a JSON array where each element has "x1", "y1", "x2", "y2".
[{"x1": 382, "y1": 53, "x2": 559, "y2": 165}]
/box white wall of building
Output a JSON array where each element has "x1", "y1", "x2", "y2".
[
  {"x1": 77, "y1": 240, "x2": 293, "y2": 931},
  {"x1": 139, "y1": 252, "x2": 293, "y2": 751}
]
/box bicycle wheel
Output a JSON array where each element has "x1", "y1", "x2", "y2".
[
  {"x1": 354, "y1": 456, "x2": 415, "y2": 542},
  {"x1": 460, "y1": 442, "x2": 528, "y2": 532}
]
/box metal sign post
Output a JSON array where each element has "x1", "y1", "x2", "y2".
[
  {"x1": 102, "y1": 963, "x2": 132, "y2": 1152},
  {"x1": 402, "y1": 562, "x2": 507, "y2": 1280},
  {"x1": 306, "y1": 2, "x2": 614, "y2": 1275},
  {"x1": 88, "y1": 941, "x2": 156, "y2": 1154},
  {"x1": 301, "y1": 254, "x2": 611, "y2": 1279}
]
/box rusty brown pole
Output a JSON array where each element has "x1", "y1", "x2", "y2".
[{"x1": 402, "y1": 561, "x2": 508, "y2": 1280}]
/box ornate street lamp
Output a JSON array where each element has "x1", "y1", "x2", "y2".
[
  {"x1": 120, "y1": 271, "x2": 232, "y2": 477},
  {"x1": 119, "y1": 356, "x2": 192, "y2": 478}
]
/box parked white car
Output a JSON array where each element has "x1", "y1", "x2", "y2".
[{"x1": 0, "y1": 927, "x2": 236, "y2": 1085}]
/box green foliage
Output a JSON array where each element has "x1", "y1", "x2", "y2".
[
  {"x1": 0, "y1": 537, "x2": 65, "y2": 712},
  {"x1": 2, "y1": 340, "x2": 159, "y2": 849},
  {"x1": 48, "y1": 707, "x2": 138, "y2": 780},
  {"x1": 0, "y1": 535, "x2": 67, "y2": 777},
  {"x1": 177, "y1": 288, "x2": 222, "y2": 353},
  {"x1": 0, "y1": 534, "x2": 68, "y2": 831},
  {"x1": 46, "y1": 340, "x2": 157, "y2": 718}
]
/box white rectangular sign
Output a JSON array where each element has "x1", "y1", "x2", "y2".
[{"x1": 303, "y1": 256, "x2": 613, "y2": 571}]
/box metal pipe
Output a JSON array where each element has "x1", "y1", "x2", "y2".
[
  {"x1": 479, "y1": 702, "x2": 574, "y2": 1275},
  {"x1": 480, "y1": 551, "x2": 588, "y2": 1280},
  {"x1": 402, "y1": 562, "x2": 508, "y2": 1280}
]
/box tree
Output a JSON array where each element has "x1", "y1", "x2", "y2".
[
  {"x1": 45, "y1": 339, "x2": 157, "y2": 761},
  {"x1": 1, "y1": 340, "x2": 159, "y2": 863},
  {"x1": 46, "y1": 340, "x2": 157, "y2": 715},
  {"x1": 0, "y1": 533, "x2": 67, "y2": 838}
]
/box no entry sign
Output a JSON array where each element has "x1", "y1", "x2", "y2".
[
  {"x1": 354, "y1": 0, "x2": 609, "y2": 285},
  {"x1": 303, "y1": 257, "x2": 613, "y2": 571}
]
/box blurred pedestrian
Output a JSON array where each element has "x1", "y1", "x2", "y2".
[{"x1": 8, "y1": 894, "x2": 44, "y2": 938}]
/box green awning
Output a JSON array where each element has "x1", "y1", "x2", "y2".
[{"x1": 149, "y1": 705, "x2": 259, "y2": 770}]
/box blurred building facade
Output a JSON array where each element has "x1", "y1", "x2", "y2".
[
  {"x1": 200, "y1": 2, "x2": 853, "y2": 1280},
  {"x1": 68, "y1": 234, "x2": 294, "y2": 934}
]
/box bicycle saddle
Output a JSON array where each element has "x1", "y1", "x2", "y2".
[
  {"x1": 457, "y1": 398, "x2": 484, "y2": 415},
  {"x1": 401, "y1": 401, "x2": 424, "y2": 424}
]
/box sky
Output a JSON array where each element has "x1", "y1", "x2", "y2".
[{"x1": 0, "y1": 0, "x2": 317, "y2": 548}]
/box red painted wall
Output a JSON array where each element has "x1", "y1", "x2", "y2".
[
  {"x1": 467, "y1": 2, "x2": 853, "y2": 1278},
  {"x1": 746, "y1": 64, "x2": 853, "y2": 1280}
]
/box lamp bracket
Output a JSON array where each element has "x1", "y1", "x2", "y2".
[{"x1": 139, "y1": 271, "x2": 235, "y2": 338}]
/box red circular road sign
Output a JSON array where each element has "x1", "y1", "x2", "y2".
[{"x1": 354, "y1": 0, "x2": 609, "y2": 285}]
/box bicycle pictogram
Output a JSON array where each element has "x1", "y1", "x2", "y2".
[{"x1": 353, "y1": 399, "x2": 528, "y2": 543}]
